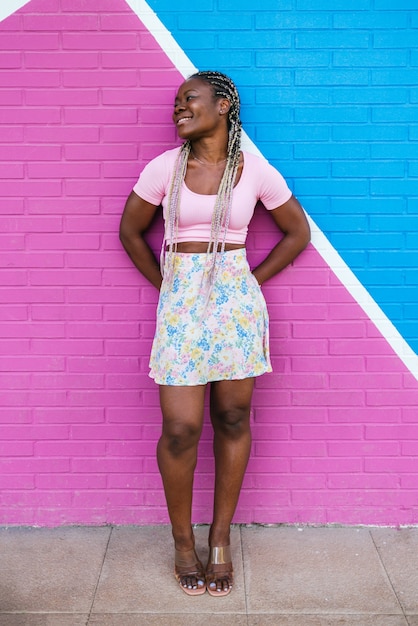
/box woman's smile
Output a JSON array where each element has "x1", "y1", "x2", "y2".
[{"x1": 176, "y1": 116, "x2": 193, "y2": 126}]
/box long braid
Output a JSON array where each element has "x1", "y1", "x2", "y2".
[
  {"x1": 161, "y1": 141, "x2": 191, "y2": 285},
  {"x1": 163, "y1": 71, "x2": 242, "y2": 294}
]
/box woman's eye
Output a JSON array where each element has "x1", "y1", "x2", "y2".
[{"x1": 173, "y1": 94, "x2": 196, "y2": 109}]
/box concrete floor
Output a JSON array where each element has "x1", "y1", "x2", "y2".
[{"x1": 1, "y1": 524, "x2": 418, "y2": 625}]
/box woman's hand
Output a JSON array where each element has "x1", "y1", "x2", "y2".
[
  {"x1": 252, "y1": 195, "x2": 311, "y2": 285},
  {"x1": 119, "y1": 191, "x2": 163, "y2": 290}
]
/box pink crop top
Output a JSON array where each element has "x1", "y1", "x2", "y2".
[{"x1": 132, "y1": 147, "x2": 292, "y2": 245}]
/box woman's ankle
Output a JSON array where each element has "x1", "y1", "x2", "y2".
[
  {"x1": 208, "y1": 524, "x2": 231, "y2": 547},
  {"x1": 173, "y1": 527, "x2": 195, "y2": 552}
]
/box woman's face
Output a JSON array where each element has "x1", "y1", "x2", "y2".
[{"x1": 173, "y1": 78, "x2": 229, "y2": 141}]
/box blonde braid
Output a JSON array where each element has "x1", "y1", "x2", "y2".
[{"x1": 161, "y1": 141, "x2": 190, "y2": 284}]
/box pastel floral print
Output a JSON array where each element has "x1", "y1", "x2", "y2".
[{"x1": 149, "y1": 248, "x2": 272, "y2": 385}]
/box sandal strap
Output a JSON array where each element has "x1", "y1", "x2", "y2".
[
  {"x1": 175, "y1": 548, "x2": 205, "y2": 577},
  {"x1": 209, "y1": 545, "x2": 232, "y2": 565},
  {"x1": 175, "y1": 548, "x2": 199, "y2": 567},
  {"x1": 206, "y1": 545, "x2": 234, "y2": 582}
]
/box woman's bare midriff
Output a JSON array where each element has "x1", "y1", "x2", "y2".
[{"x1": 170, "y1": 242, "x2": 245, "y2": 253}]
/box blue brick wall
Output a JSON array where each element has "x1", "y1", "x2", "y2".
[{"x1": 147, "y1": 0, "x2": 418, "y2": 354}]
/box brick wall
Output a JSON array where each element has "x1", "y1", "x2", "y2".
[{"x1": 1, "y1": 0, "x2": 417, "y2": 526}]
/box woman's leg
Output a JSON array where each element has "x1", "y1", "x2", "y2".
[
  {"x1": 207, "y1": 377, "x2": 254, "y2": 593},
  {"x1": 157, "y1": 384, "x2": 206, "y2": 591}
]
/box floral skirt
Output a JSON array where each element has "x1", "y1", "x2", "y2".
[{"x1": 149, "y1": 248, "x2": 272, "y2": 386}]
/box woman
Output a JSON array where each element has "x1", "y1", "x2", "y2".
[{"x1": 119, "y1": 71, "x2": 310, "y2": 597}]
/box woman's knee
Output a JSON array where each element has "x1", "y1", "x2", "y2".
[
  {"x1": 210, "y1": 378, "x2": 253, "y2": 437},
  {"x1": 159, "y1": 385, "x2": 205, "y2": 456},
  {"x1": 161, "y1": 420, "x2": 201, "y2": 456},
  {"x1": 211, "y1": 405, "x2": 251, "y2": 437}
]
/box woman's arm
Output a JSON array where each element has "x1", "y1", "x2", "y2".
[
  {"x1": 119, "y1": 191, "x2": 163, "y2": 290},
  {"x1": 252, "y1": 195, "x2": 311, "y2": 285}
]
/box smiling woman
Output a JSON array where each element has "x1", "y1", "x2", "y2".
[{"x1": 119, "y1": 70, "x2": 310, "y2": 597}]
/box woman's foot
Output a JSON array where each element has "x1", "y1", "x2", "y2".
[
  {"x1": 206, "y1": 545, "x2": 234, "y2": 597},
  {"x1": 174, "y1": 547, "x2": 206, "y2": 596}
]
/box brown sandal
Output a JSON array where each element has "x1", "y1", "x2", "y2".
[
  {"x1": 206, "y1": 545, "x2": 234, "y2": 597},
  {"x1": 174, "y1": 547, "x2": 206, "y2": 596}
]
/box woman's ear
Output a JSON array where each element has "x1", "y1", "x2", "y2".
[{"x1": 219, "y1": 98, "x2": 231, "y2": 115}]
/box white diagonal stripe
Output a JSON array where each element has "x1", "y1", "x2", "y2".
[{"x1": 0, "y1": 0, "x2": 31, "y2": 22}]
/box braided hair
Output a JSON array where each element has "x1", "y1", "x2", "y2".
[{"x1": 163, "y1": 71, "x2": 242, "y2": 292}]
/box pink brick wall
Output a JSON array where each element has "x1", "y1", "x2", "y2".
[{"x1": 1, "y1": 0, "x2": 418, "y2": 527}]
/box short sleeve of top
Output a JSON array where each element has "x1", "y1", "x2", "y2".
[
  {"x1": 132, "y1": 147, "x2": 293, "y2": 244},
  {"x1": 247, "y1": 151, "x2": 293, "y2": 210},
  {"x1": 132, "y1": 150, "x2": 173, "y2": 207}
]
